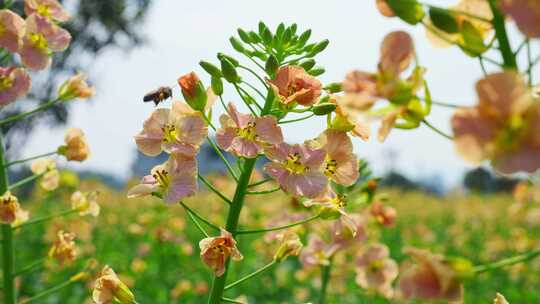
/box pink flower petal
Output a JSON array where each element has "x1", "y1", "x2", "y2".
[
  {"x1": 230, "y1": 137, "x2": 261, "y2": 158},
  {"x1": 255, "y1": 116, "x2": 283, "y2": 144},
  {"x1": 451, "y1": 108, "x2": 497, "y2": 163},
  {"x1": 216, "y1": 127, "x2": 237, "y2": 151}
]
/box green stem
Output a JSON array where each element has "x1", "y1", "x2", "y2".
[
  {"x1": 198, "y1": 173, "x2": 232, "y2": 205},
  {"x1": 206, "y1": 137, "x2": 238, "y2": 181},
  {"x1": 473, "y1": 250, "x2": 540, "y2": 274},
  {"x1": 0, "y1": 132, "x2": 15, "y2": 304},
  {"x1": 422, "y1": 119, "x2": 454, "y2": 140},
  {"x1": 4, "y1": 151, "x2": 57, "y2": 168},
  {"x1": 182, "y1": 204, "x2": 209, "y2": 237},
  {"x1": 0, "y1": 98, "x2": 61, "y2": 126},
  {"x1": 207, "y1": 158, "x2": 257, "y2": 304},
  {"x1": 247, "y1": 178, "x2": 272, "y2": 188},
  {"x1": 237, "y1": 85, "x2": 263, "y2": 111},
  {"x1": 224, "y1": 260, "x2": 277, "y2": 290},
  {"x1": 236, "y1": 214, "x2": 320, "y2": 235},
  {"x1": 421, "y1": 3, "x2": 492, "y2": 23},
  {"x1": 221, "y1": 297, "x2": 245, "y2": 304},
  {"x1": 241, "y1": 81, "x2": 266, "y2": 101},
  {"x1": 279, "y1": 113, "x2": 315, "y2": 124},
  {"x1": 8, "y1": 172, "x2": 44, "y2": 191},
  {"x1": 245, "y1": 187, "x2": 280, "y2": 195},
  {"x1": 19, "y1": 279, "x2": 76, "y2": 304},
  {"x1": 478, "y1": 57, "x2": 488, "y2": 76},
  {"x1": 179, "y1": 201, "x2": 220, "y2": 232},
  {"x1": 487, "y1": 0, "x2": 517, "y2": 69},
  {"x1": 202, "y1": 114, "x2": 217, "y2": 131},
  {"x1": 319, "y1": 259, "x2": 333, "y2": 304},
  {"x1": 13, "y1": 209, "x2": 77, "y2": 231},
  {"x1": 13, "y1": 258, "x2": 46, "y2": 277},
  {"x1": 238, "y1": 65, "x2": 268, "y2": 89},
  {"x1": 234, "y1": 85, "x2": 258, "y2": 116},
  {"x1": 526, "y1": 39, "x2": 533, "y2": 86}
]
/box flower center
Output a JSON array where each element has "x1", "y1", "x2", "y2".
[
  {"x1": 285, "y1": 153, "x2": 307, "y2": 174},
  {"x1": 211, "y1": 244, "x2": 229, "y2": 256},
  {"x1": 152, "y1": 169, "x2": 170, "y2": 189},
  {"x1": 369, "y1": 260, "x2": 383, "y2": 272},
  {"x1": 236, "y1": 122, "x2": 257, "y2": 141},
  {"x1": 330, "y1": 194, "x2": 347, "y2": 208},
  {"x1": 324, "y1": 157, "x2": 338, "y2": 177},
  {"x1": 495, "y1": 116, "x2": 526, "y2": 152},
  {"x1": 161, "y1": 125, "x2": 177, "y2": 144},
  {"x1": 29, "y1": 33, "x2": 48, "y2": 50},
  {"x1": 37, "y1": 5, "x2": 52, "y2": 17},
  {"x1": 0, "y1": 75, "x2": 14, "y2": 91}
]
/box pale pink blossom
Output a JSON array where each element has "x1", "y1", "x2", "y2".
[
  {"x1": 24, "y1": 0, "x2": 70, "y2": 22},
  {"x1": 199, "y1": 229, "x2": 243, "y2": 276},
  {"x1": 268, "y1": 65, "x2": 322, "y2": 106},
  {"x1": 135, "y1": 101, "x2": 207, "y2": 157},
  {"x1": 58, "y1": 72, "x2": 95, "y2": 100},
  {"x1": 216, "y1": 103, "x2": 283, "y2": 158},
  {"x1": 303, "y1": 189, "x2": 358, "y2": 236},
  {"x1": 355, "y1": 243, "x2": 398, "y2": 298},
  {"x1": 311, "y1": 129, "x2": 359, "y2": 186},
  {"x1": 332, "y1": 213, "x2": 367, "y2": 249},
  {"x1": 500, "y1": 0, "x2": 540, "y2": 38},
  {"x1": 20, "y1": 14, "x2": 71, "y2": 70},
  {"x1": 273, "y1": 232, "x2": 303, "y2": 262},
  {"x1": 452, "y1": 71, "x2": 540, "y2": 173},
  {"x1": 127, "y1": 154, "x2": 197, "y2": 205},
  {"x1": 264, "y1": 142, "x2": 327, "y2": 198},
  {"x1": 398, "y1": 247, "x2": 463, "y2": 301},
  {"x1": 0, "y1": 67, "x2": 31, "y2": 106},
  {"x1": 59, "y1": 128, "x2": 90, "y2": 162},
  {"x1": 0, "y1": 9, "x2": 25, "y2": 53},
  {"x1": 299, "y1": 234, "x2": 338, "y2": 268}
]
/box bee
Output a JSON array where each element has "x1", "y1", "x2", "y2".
[{"x1": 143, "y1": 86, "x2": 173, "y2": 106}]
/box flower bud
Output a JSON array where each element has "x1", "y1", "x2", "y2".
[
  {"x1": 58, "y1": 73, "x2": 95, "y2": 101},
  {"x1": 323, "y1": 82, "x2": 342, "y2": 93},
  {"x1": 220, "y1": 58, "x2": 241, "y2": 83},
  {"x1": 274, "y1": 233, "x2": 303, "y2": 262},
  {"x1": 178, "y1": 71, "x2": 208, "y2": 111},
  {"x1": 229, "y1": 36, "x2": 245, "y2": 53},
  {"x1": 265, "y1": 54, "x2": 279, "y2": 78},
  {"x1": 299, "y1": 59, "x2": 316, "y2": 71},
  {"x1": 446, "y1": 256, "x2": 475, "y2": 279},
  {"x1": 308, "y1": 39, "x2": 329, "y2": 56},
  {"x1": 312, "y1": 102, "x2": 336, "y2": 115},
  {"x1": 309, "y1": 67, "x2": 325, "y2": 77},
  {"x1": 199, "y1": 61, "x2": 222, "y2": 78},
  {"x1": 211, "y1": 76, "x2": 223, "y2": 96},
  {"x1": 237, "y1": 28, "x2": 252, "y2": 43}
]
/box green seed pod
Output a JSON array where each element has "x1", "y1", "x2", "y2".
[
  {"x1": 199, "y1": 61, "x2": 222, "y2": 78},
  {"x1": 217, "y1": 53, "x2": 239, "y2": 67},
  {"x1": 220, "y1": 58, "x2": 240, "y2": 83},
  {"x1": 309, "y1": 39, "x2": 330, "y2": 56},
  {"x1": 230, "y1": 37, "x2": 246, "y2": 53},
  {"x1": 309, "y1": 67, "x2": 325, "y2": 76},
  {"x1": 313, "y1": 102, "x2": 337, "y2": 115},
  {"x1": 299, "y1": 59, "x2": 316, "y2": 71},
  {"x1": 265, "y1": 54, "x2": 279, "y2": 78},
  {"x1": 324, "y1": 82, "x2": 342, "y2": 93},
  {"x1": 211, "y1": 76, "x2": 223, "y2": 96}
]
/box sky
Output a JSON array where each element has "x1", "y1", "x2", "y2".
[{"x1": 20, "y1": 0, "x2": 538, "y2": 188}]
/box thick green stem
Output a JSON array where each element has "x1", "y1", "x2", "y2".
[
  {"x1": 319, "y1": 259, "x2": 333, "y2": 304},
  {"x1": 207, "y1": 158, "x2": 257, "y2": 304},
  {"x1": 0, "y1": 133, "x2": 15, "y2": 304},
  {"x1": 487, "y1": 0, "x2": 517, "y2": 70}
]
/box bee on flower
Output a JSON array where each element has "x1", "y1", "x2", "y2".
[
  {"x1": 199, "y1": 229, "x2": 243, "y2": 276},
  {"x1": 216, "y1": 103, "x2": 283, "y2": 158}
]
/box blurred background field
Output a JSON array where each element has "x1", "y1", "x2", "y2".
[{"x1": 11, "y1": 168, "x2": 540, "y2": 303}]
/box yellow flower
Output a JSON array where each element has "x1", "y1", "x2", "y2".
[
  {"x1": 58, "y1": 128, "x2": 90, "y2": 162},
  {"x1": 71, "y1": 191, "x2": 100, "y2": 217},
  {"x1": 31, "y1": 158, "x2": 59, "y2": 191}
]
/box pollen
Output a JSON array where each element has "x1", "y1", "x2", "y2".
[
  {"x1": 161, "y1": 125, "x2": 177, "y2": 144},
  {"x1": 236, "y1": 122, "x2": 257, "y2": 141},
  {"x1": 37, "y1": 5, "x2": 52, "y2": 17},
  {"x1": 0, "y1": 75, "x2": 14, "y2": 91},
  {"x1": 152, "y1": 169, "x2": 170, "y2": 189},
  {"x1": 330, "y1": 194, "x2": 347, "y2": 208},
  {"x1": 29, "y1": 33, "x2": 48, "y2": 50},
  {"x1": 324, "y1": 158, "x2": 338, "y2": 177},
  {"x1": 285, "y1": 152, "x2": 307, "y2": 174}
]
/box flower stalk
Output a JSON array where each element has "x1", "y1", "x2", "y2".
[
  {"x1": 473, "y1": 250, "x2": 540, "y2": 274},
  {"x1": 224, "y1": 260, "x2": 277, "y2": 290},
  {"x1": 319, "y1": 258, "x2": 333, "y2": 304},
  {"x1": 487, "y1": 0, "x2": 517, "y2": 70}
]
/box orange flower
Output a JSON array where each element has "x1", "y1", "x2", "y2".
[
  {"x1": 268, "y1": 65, "x2": 322, "y2": 107},
  {"x1": 58, "y1": 128, "x2": 90, "y2": 162},
  {"x1": 48, "y1": 230, "x2": 77, "y2": 266},
  {"x1": 398, "y1": 247, "x2": 463, "y2": 301},
  {"x1": 452, "y1": 71, "x2": 540, "y2": 173},
  {"x1": 199, "y1": 229, "x2": 243, "y2": 276}
]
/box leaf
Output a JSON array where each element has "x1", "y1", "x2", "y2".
[{"x1": 386, "y1": 0, "x2": 425, "y2": 25}]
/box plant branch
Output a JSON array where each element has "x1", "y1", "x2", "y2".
[
  {"x1": 179, "y1": 201, "x2": 221, "y2": 232},
  {"x1": 0, "y1": 98, "x2": 61, "y2": 126},
  {"x1": 422, "y1": 119, "x2": 454, "y2": 140},
  {"x1": 473, "y1": 250, "x2": 540, "y2": 274},
  {"x1": 236, "y1": 214, "x2": 320, "y2": 235},
  {"x1": 4, "y1": 151, "x2": 57, "y2": 168},
  {"x1": 8, "y1": 172, "x2": 45, "y2": 191},
  {"x1": 278, "y1": 113, "x2": 315, "y2": 124},
  {"x1": 13, "y1": 209, "x2": 77, "y2": 231},
  {"x1": 198, "y1": 174, "x2": 232, "y2": 205},
  {"x1": 206, "y1": 137, "x2": 238, "y2": 181},
  {"x1": 224, "y1": 260, "x2": 277, "y2": 290},
  {"x1": 246, "y1": 187, "x2": 280, "y2": 195},
  {"x1": 248, "y1": 178, "x2": 272, "y2": 188},
  {"x1": 0, "y1": 132, "x2": 15, "y2": 304}
]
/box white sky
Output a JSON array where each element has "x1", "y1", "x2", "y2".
[{"x1": 21, "y1": 1, "x2": 538, "y2": 187}]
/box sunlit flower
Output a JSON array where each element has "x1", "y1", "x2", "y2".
[
  {"x1": 268, "y1": 65, "x2": 322, "y2": 107},
  {"x1": 451, "y1": 71, "x2": 540, "y2": 173},
  {"x1": 216, "y1": 102, "x2": 283, "y2": 158},
  {"x1": 303, "y1": 190, "x2": 358, "y2": 236},
  {"x1": 31, "y1": 158, "x2": 59, "y2": 191},
  {"x1": 299, "y1": 234, "x2": 337, "y2": 268},
  {"x1": 199, "y1": 229, "x2": 243, "y2": 276},
  {"x1": 0, "y1": 191, "x2": 25, "y2": 224},
  {"x1": 135, "y1": 101, "x2": 207, "y2": 157},
  {"x1": 20, "y1": 14, "x2": 71, "y2": 70},
  {"x1": 0, "y1": 9, "x2": 25, "y2": 53},
  {"x1": 127, "y1": 154, "x2": 197, "y2": 205},
  {"x1": 310, "y1": 129, "x2": 359, "y2": 186},
  {"x1": 332, "y1": 213, "x2": 367, "y2": 248},
  {"x1": 494, "y1": 292, "x2": 509, "y2": 304},
  {"x1": 71, "y1": 191, "x2": 100, "y2": 217},
  {"x1": 58, "y1": 72, "x2": 95, "y2": 101},
  {"x1": 0, "y1": 67, "x2": 31, "y2": 106},
  {"x1": 48, "y1": 230, "x2": 77, "y2": 266},
  {"x1": 274, "y1": 232, "x2": 303, "y2": 262},
  {"x1": 500, "y1": 0, "x2": 540, "y2": 38},
  {"x1": 398, "y1": 247, "x2": 463, "y2": 301},
  {"x1": 24, "y1": 0, "x2": 70, "y2": 22},
  {"x1": 58, "y1": 128, "x2": 90, "y2": 162},
  {"x1": 355, "y1": 243, "x2": 398, "y2": 298},
  {"x1": 92, "y1": 265, "x2": 136, "y2": 304},
  {"x1": 264, "y1": 142, "x2": 327, "y2": 198},
  {"x1": 370, "y1": 201, "x2": 397, "y2": 227}
]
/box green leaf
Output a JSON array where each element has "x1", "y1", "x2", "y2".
[
  {"x1": 459, "y1": 20, "x2": 487, "y2": 57},
  {"x1": 429, "y1": 7, "x2": 459, "y2": 33},
  {"x1": 308, "y1": 39, "x2": 330, "y2": 56},
  {"x1": 237, "y1": 28, "x2": 252, "y2": 43},
  {"x1": 229, "y1": 37, "x2": 246, "y2": 53},
  {"x1": 296, "y1": 29, "x2": 312, "y2": 48},
  {"x1": 217, "y1": 53, "x2": 239, "y2": 67},
  {"x1": 299, "y1": 59, "x2": 316, "y2": 71},
  {"x1": 308, "y1": 67, "x2": 325, "y2": 76},
  {"x1": 385, "y1": 0, "x2": 425, "y2": 25},
  {"x1": 199, "y1": 61, "x2": 222, "y2": 78}
]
